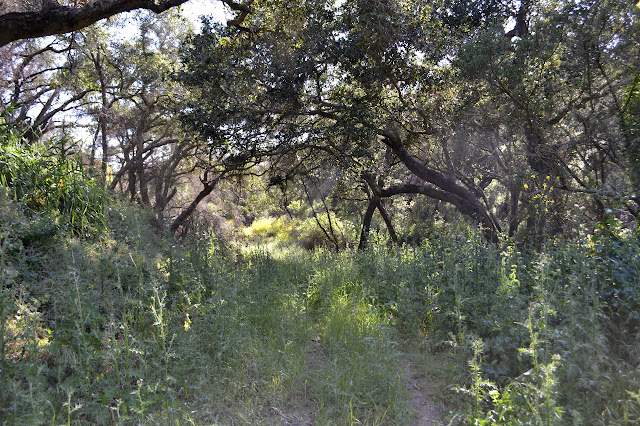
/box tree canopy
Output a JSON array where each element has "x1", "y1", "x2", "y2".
[
  {"x1": 175, "y1": 0, "x2": 639, "y2": 245},
  {"x1": 3, "y1": 2, "x2": 640, "y2": 424}
]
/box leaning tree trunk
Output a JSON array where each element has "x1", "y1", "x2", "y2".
[
  {"x1": 170, "y1": 173, "x2": 225, "y2": 233},
  {"x1": 358, "y1": 196, "x2": 379, "y2": 250},
  {"x1": 377, "y1": 200, "x2": 398, "y2": 246},
  {"x1": 380, "y1": 127, "x2": 501, "y2": 243}
]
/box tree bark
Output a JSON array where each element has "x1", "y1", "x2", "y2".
[
  {"x1": 94, "y1": 50, "x2": 111, "y2": 178},
  {"x1": 508, "y1": 183, "x2": 520, "y2": 237},
  {"x1": 170, "y1": 173, "x2": 224, "y2": 233},
  {"x1": 135, "y1": 114, "x2": 151, "y2": 205},
  {"x1": 358, "y1": 196, "x2": 379, "y2": 250},
  {"x1": 377, "y1": 200, "x2": 398, "y2": 246},
  {"x1": 0, "y1": 0, "x2": 256, "y2": 47},
  {"x1": 358, "y1": 193, "x2": 398, "y2": 250},
  {"x1": 0, "y1": 0, "x2": 188, "y2": 46},
  {"x1": 379, "y1": 127, "x2": 501, "y2": 243},
  {"x1": 379, "y1": 128, "x2": 502, "y2": 242}
]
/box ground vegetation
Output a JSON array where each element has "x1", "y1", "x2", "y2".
[{"x1": 1, "y1": 0, "x2": 640, "y2": 424}]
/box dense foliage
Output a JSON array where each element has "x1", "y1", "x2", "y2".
[
  {"x1": 0, "y1": 134, "x2": 106, "y2": 237},
  {"x1": 1, "y1": 0, "x2": 640, "y2": 424},
  {"x1": 177, "y1": 0, "x2": 639, "y2": 247},
  {"x1": 1, "y1": 129, "x2": 640, "y2": 423}
]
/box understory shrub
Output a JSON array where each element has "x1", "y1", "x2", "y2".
[
  {"x1": 247, "y1": 213, "x2": 356, "y2": 250},
  {"x1": 0, "y1": 134, "x2": 107, "y2": 237},
  {"x1": 2, "y1": 123, "x2": 639, "y2": 423}
]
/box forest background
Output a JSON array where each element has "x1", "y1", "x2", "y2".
[{"x1": 1, "y1": 0, "x2": 640, "y2": 424}]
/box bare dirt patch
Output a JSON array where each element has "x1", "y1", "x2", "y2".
[
  {"x1": 401, "y1": 357, "x2": 446, "y2": 425},
  {"x1": 270, "y1": 405, "x2": 315, "y2": 425}
]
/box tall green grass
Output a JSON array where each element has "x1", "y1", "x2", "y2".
[{"x1": 2, "y1": 128, "x2": 639, "y2": 424}]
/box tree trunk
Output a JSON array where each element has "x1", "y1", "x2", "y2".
[
  {"x1": 127, "y1": 164, "x2": 137, "y2": 202},
  {"x1": 358, "y1": 196, "x2": 379, "y2": 250},
  {"x1": 508, "y1": 183, "x2": 520, "y2": 237},
  {"x1": 170, "y1": 174, "x2": 224, "y2": 233},
  {"x1": 377, "y1": 200, "x2": 398, "y2": 246},
  {"x1": 380, "y1": 127, "x2": 501, "y2": 242},
  {"x1": 95, "y1": 51, "x2": 110, "y2": 178},
  {"x1": 135, "y1": 112, "x2": 150, "y2": 205}
]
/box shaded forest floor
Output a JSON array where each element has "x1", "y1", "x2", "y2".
[
  {"x1": 400, "y1": 353, "x2": 446, "y2": 425},
  {"x1": 1, "y1": 184, "x2": 453, "y2": 423}
]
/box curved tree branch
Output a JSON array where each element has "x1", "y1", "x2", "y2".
[
  {"x1": 379, "y1": 125, "x2": 501, "y2": 242},
  {"x1": 0, "y1": 0, "x2": 188, "y2": 46},
  {"x1": 0, "y1": 0, "x2": 255, "y2": 46}
]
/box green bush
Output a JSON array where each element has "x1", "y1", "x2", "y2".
[
  {"x1": 247, "y1": 213, "x2": 356, "y2": 250},
  {"x1": 2, "y1": 124, "x2": 639, "y2": 424},
  {"x1": 247, "y1": 215, "x2": 297, "y2": 243},
  {"x1": 0, "y1": 135, "x2": 106, "y2": 237},
  {"x1": 297, "y1": 212, "x2": 353, "y2": 250}
]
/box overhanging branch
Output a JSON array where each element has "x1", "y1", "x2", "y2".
[
  {"x1": 0, "y1": 0, "x2": 256, "y2": 46},
  {"x1": 0, "y1": 0, "x2": 189, "y2": 46}
]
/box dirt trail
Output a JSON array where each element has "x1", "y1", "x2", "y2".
[
  {"x1": 275, "y1": 341, "x2": 447, "y2": 425},
  {"x1": 400, "y1": 357, "x2": 446, "y2": 425}
]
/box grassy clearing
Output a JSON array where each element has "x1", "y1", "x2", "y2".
[
  {"x1": 0, "y1": 194, "x2": 412, "y2": 423},
  {"x1": 3, "y1": 205, "x2": 640, "y2": 424},
  {"x1": 2, "y1": 140, "x2": 640, "y2": 424}
]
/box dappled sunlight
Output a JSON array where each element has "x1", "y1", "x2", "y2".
[
  {"x1": 2, "y1": 0, "x2": 640, "y2": 423},
  {"x1": 321, "y1": 293, "x2": 390, "y2": 349}
]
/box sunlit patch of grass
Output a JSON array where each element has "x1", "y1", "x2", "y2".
[
  {"x1": 305, "y1": 291, "x2": 405, "y2": 423},
  {"x1": 321, "y1": 292, "x2": 387, "y2": 348},
  {"x1": 2, "y1": 305, "x2": 52, "y2": 363}
]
